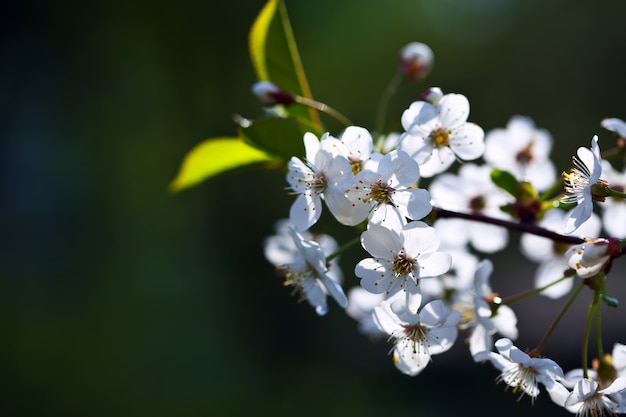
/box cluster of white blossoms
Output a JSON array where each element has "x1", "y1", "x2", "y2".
[{"x1": 258, "y1": 43, "x2": 626, "y2": 415}]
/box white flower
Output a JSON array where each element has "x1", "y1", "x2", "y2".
[
  {"x1": 563, "y1": 376, "x2": 626, "y2": 416},
  {"x1": 430, "y1": 163, "x2": 513, "y2": 253},
  {"x1": 599, "y1": 160, "x2": 626, "y2": 238},
  {"x1": 287, "y1": 132, "x2": 353, "y2": 231},
  {"x1": 520, "y1": 209, "x2": 601, "y2": 299},
  {"x1": 615, "y1": 343, "x2": 626, "y2": 378},
  {"x1": 338, "y1": 150, "x2": 432, "y2": 228},
  {"x1": 279, "y1": 227, "x2": 348, "y2": 315},
  {"x1": 488, "y1": 338, "x2": 566, "y2": 403},
  {"x1": 355, "y1": 222, "x2": 452, "y2": 306},
  {"x1": 264, "y1": 219, "x2": 343, "y2": 284},
  {"x1": 602, "y1": 117, "x2": 626, "y2": 137},
  {"x1": 561, "y1": 135, "x2": 603, "y2": 234},
  {"x1": 324, "y1": 126, "x2": 376, "y2": 175},
  {"x1": 399, "y1": 92, "x2": 485, "y2": 177},
  {"x1": 373, "y1": 294, "x2": 460, "y2": 376},
  {"x1": 483, "y1": 115, "x2": 556, "y2": 192},
  {"x1": 467, "y1": 260, "x2": 518, "y2": 362},
  {"x1": 565, "y1": 238, "x2": 621, "y2": 278}
]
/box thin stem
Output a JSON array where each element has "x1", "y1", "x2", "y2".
[
  {"x1": 326, "y1": 236, "x2": 360, "y2": 263},
  {"x1": 375, "y1": 71, "x2": 404, "y2": 135},
  {"x1": 535, "y1": 281, "x2": 584, "y2": 356},
  {"x1": 434, "y1": 207, "x2": 585, "y2": 244},
  {"x1": 500, "y1": 274, "x2": 570, "y2": 305},
  {"x1": 581, "y1": 294, "x2": 597, "y2": 379},
  {"x1": 294, "y1": 95, "x2": 353, "y2": 127},
  {"x1": 607, "y1": 186, "x2": 626, "y2": 199},
  {"x1": 594, "y1": 296, "x2": 604, "y2": 359}
]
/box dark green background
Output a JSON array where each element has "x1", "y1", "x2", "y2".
[{"x1": 3, "y1": 0, "x2": 626, "y2": 415}]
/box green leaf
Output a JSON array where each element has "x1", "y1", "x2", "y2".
[
  {"x1": 490, "y1": 168, "x2": 519, "y2": 197},
  {"x1": 249, "y1": 0, "x2": 322, "y2": 130},
  {"x1": 168, "y1": 137, "x2": 275, "y2": 193},
  {"x1": 239, "y1": 116, "x2": 323, "y2": 161}
]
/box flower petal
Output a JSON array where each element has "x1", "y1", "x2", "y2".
[
  {"x1": 449, "y1": 123, "x2": 485, "y2": 160},
  {"x1": 438, "y1": 94, "x2": 470, "y2": 129},
  {"x1": 401, "y1": 101, "x2": 438, "y2": 135},
  {"x1": 361, "y1": 224, "x2": 402, "y2": 258},
  {"x1": 289, "y1": 194, "x2": 321, "y2": 231}
]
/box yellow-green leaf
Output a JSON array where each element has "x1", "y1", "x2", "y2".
[
  {"x1": 249, "y1": 0, "x2": 322, "y2": 129},
  {"x1": 168, "y1": 137, "x2": 275, "y2": 193}
]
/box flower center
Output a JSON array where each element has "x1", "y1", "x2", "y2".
[
  {"x1": 515, "y1": 141, "x2": 534, "y2": 166},
  {"x1": 579, "y1": 391, "x2": 610, "y2": 417},
  {"x1": 403, "y1": 323, "x2": 427, "y2": 343},
  {"x1": 497, "y1": 364, "x2": 540, "y2": 399},
  {"x1": 562, "y1": 154, "x2": 592, "y2": 201},
  {"x1": 392, "y1": 250, "x2": 415, "y2": 277},
  {"x1": 469, "y1": 195, "x2": 486, "y2": 211},
  {"x1": 303, "y1": 172, "x2": 327, "y2": 195},
  {"x1": 349, "y1": 157, "x2": 364, "y2": 175},
  {"x1": 430, "y1": 127, "x2": 450, "y2": 148},
  {"x1": 366, "y1": 180, "x2": 396, "y2": 205}
]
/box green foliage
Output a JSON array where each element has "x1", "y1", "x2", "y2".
[
  {"x1": 168, "y1": 138, "x2": 274, "y2": 193},
  {"x1": 249, "y1": 0, "x2": 321, "y2": 129},
  {"x1": 490, "y1": 168, "x2": 518, "y2": 198},
  {"x1": 171, "y1": 0, "x2": 322, "y2": 192},
  {"x1": 239, "y1": 116, "x2": 323, "y2": 160}
]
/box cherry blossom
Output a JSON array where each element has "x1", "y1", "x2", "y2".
[
  {"x1": 399, "y1": 92, "x2": 485, "y2": 177},
  {"x1": 565, "y1": 238, "x2": 621, "y2": 279},
  {"x1": 563, "y1": 376, "x2": 626, "y2": 416},
  {"x1": 287, "y1": 132, "x2": 353, "y2": 231},
  {"x1": 323, "y1": 126, "x2": 377, "y2": 175},
  {"x1": 278, "y1": 227, "x2": 348, "y2": 315},
  {"x1": 488, "y1": 338, "x2": 566, "y2": 403},
  {"x1": 264, "y1": 218, "x2": 343, "y2": 285},
  {"x1": 465, "y1": 260, "x2": 518, "y2": 362},
  {"x1": 561, "y1": 135, "x2": 604, "y2": 234},
  {"x1": 355, "y1": 221, "x2": 452, "y2": 305},
  {"x1": 373, "y1": 293, "x2": 460, "y2": 376},
  {"x1": 338, "y1": 150, "x2": 431, "y2": 228},
  {"x1": 483, "y1": 115, "x2": 556, "y2": 192}
]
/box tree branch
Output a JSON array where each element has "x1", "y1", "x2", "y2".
[{"x1": 433, "y1": 207, "x2": 585, "y2": 245}]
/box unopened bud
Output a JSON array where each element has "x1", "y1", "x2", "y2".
[
  {"x1": 566, "y1": 238, "x2": 621, "y2": 278},
  {"x1": 399, "y1": 42, "x2": 434, "y2": 81},
  {"x1": 252, "y1": 81, "x2": 295, "y2": 106},
  {"x1": 419, "y1": 87, "x2": 444, "y2": 106}
]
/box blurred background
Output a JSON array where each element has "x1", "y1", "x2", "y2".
[{"x1": 3, "y1": 0, "x2": 626, "y2": 415}]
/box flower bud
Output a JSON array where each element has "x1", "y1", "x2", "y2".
[
  {"x1": 251, "y1": 81, "x2": 295, "y2": 106},
  {"x1": 566, "y1": 238, "x2": 621, "y2": 278},
  {"x1": 419, "y1": 87, "x2": 444, "y2": 106},
  {"x1": 399, "y1": 42, "x2": 434, "y2": 81}
]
